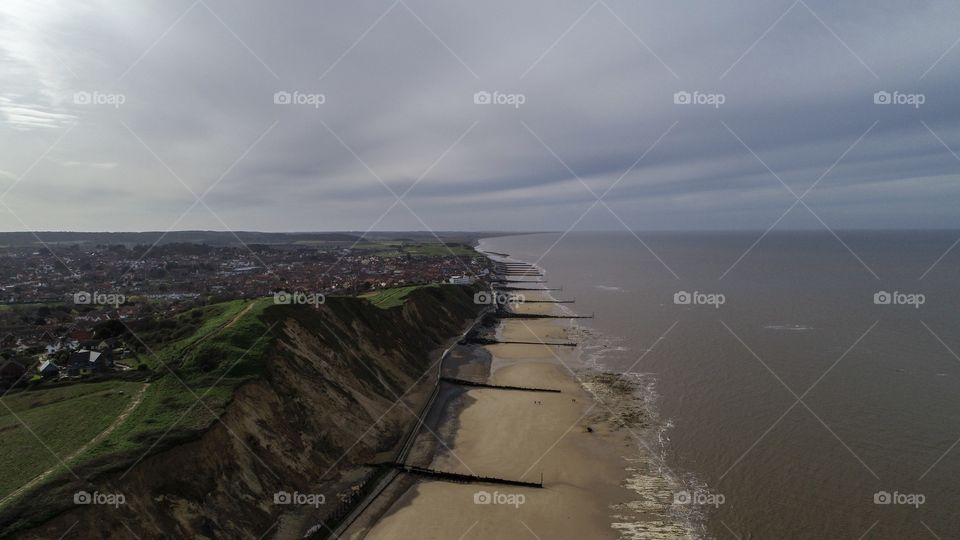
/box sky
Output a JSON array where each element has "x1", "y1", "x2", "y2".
[{"x1": 0, "y1": 0, "x2": 959, "y2": 233}]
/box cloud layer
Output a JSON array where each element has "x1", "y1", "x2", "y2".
[{"x1": 1, "y1": 0, "x2": 959, "y2": 232}]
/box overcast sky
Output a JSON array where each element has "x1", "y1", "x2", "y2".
[{"x1": 1, "y1": 0, "x2": 959, "y2": 232}]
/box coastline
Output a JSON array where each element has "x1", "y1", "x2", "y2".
[
  {"x1": 356, "y1": 246, "x2": 694, "y2": 539},
  {"x1": 361, "y1": 291, "x2": 622, "y2": 538}
]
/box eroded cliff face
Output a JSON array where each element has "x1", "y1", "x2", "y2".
[{"x1": 16, "y1": 286, "x2": 482, "y2": 539}]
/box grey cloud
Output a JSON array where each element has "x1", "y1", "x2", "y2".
[{"x1": 0, "y1": 0, "x2": 959, "y2": 232}]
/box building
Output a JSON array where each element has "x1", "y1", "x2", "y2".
[
  {"x1": 66, "y1": 350, "x2": 112, "y2": 377},
  {"x1": 37, "y1": 360, "x2": 60, "y2": 379},
  {"x1": 448, "y1": 275, "x2": 475, "y2": 285}
]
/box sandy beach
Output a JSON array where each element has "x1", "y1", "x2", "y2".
[{"x1": 359, "y1": 290, "x2": 658, "y2": 539}]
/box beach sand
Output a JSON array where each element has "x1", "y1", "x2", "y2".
[
  {"x1": 363, "y1": 362, "x2": 630, "y2": 539},
  {"x1": 360, "y1": 298, "x2": 643, "y2": 539}
]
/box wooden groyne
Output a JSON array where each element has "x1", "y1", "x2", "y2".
[
  {"x1": 463, "y1": 337, "x2": 577, "y2": 347},
  {"x1": 373, "y1": 463, "x2": 543, "y2": 488},
  {"x1": 320, "y1": 306, "x2": 494, "y2": 539},
  {"x1": 440, "y1": 376, "x2": 562, "y2": 393},
  {"x1": 496, "y1": 312, "x2": 594, "y2": 319},
  {"x1": 493, "y1": 269, "x2": 543, "y2": 278},
  {"x1": 495, "y1": 286, "x2": 562, "y2": 291}
]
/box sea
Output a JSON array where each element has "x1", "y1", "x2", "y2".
[{"x1": 478, "y1": 231, "x2": 960, "y2": 540}]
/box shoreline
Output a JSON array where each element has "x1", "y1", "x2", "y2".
[
  {"x1": 357, "y1": 247, "x2": 691, "y2": 539},
  {"x1": 361, "y1": 291, "x2": 627, "y2": 539}
]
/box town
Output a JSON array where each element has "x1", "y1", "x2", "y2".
[{"x1": 0, "y1": 235, "x2": 491, "y2": 390}]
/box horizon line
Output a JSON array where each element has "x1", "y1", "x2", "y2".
[{"x1": 1, "y1": 228, "x2": 959, "y2": 235}]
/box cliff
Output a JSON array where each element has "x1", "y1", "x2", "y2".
[{"x1": 5, "y1": 284, "x2": 482, "y2": 539}]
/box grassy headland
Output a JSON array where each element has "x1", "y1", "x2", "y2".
[{"x1": 0, "y1": 283, "x2": 488, "y2": 538}]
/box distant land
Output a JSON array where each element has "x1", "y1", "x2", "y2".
[{"x1": 0, "y1": 231, "x2": 530, "y2": 247}]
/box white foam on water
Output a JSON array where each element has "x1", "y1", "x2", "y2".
[
  {"x1": 494, "y1": 255, "x2": 711, "y2": 538},
  {"x1": 595, "y1": 284, "x2": 626, "y2": 292},
  {"x1": 763, "y1": 324, "x2": 813, "y2": 331},
  {"x1": 575, "y1": 322, "x2": 710, "y2": 539}
]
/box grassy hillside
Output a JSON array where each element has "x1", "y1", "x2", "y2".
[
  {"x1": 86, "y1": 298, "x2": 274, "y2": 461},
  {"x1": 0, "y1": 381, "x2": 143, "y2": 498},
  {"x1": 132, "y1": 298, "x2": 251, "y2": 369},
  {"x1": 362, "y1": 284, "x2": 439, "y2": 309},
  {"x1": 0, "y1": 283, "x2": 486, "y2": 538},
  {"x1": 0, "y1": 298, "x2": 275, "y2": 515}
]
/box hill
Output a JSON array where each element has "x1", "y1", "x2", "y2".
[{"x1": 0, "y1": 284, "x2": 484, "y2": 538}]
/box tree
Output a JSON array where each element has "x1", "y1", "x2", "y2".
[{"x1": 93, "y1": 319, "x2": 127, "y2": 340}]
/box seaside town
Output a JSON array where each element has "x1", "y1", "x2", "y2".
[{"x1": 0, "y1": 239, "x2": 490, "y2": 390}]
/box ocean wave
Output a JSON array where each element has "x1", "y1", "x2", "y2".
[
  {"x1": 490, "y1": 253, "x2": 708, "y2": 538},
  {"x1": 573, "y1": 324, "x2": 708, "y2": 539},
  {"x1": 763, "y1": 324, "x2": 813, "y2": 331},
  {"x1": 595, "y1": 285, "x2": 626, "y2": 292}
]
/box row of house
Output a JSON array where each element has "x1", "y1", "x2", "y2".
[
  {"x1": 0, "y1": 346, "x2": 117, "y2": 389},
  {"x1": 38, "y1": 349, "x2": 114, "y2": 378}
]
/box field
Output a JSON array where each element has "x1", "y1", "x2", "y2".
[
  {"x1": 0, "y1": 380, "x2": 143, "y2": 498},
  {"x1": 362, "y1": 284, "x2": 439, "y2": 309},
  {"x1": 353, "y1": 241, "x2": 477, "y2": 258}
]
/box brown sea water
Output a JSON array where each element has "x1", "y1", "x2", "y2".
[{"x1": 479, "y1": 231, "x2": 960, "y2": 539}]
